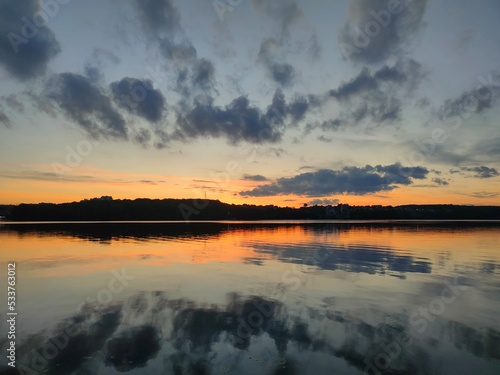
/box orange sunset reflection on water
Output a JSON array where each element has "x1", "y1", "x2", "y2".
[{"x1": 1, "y1": 222, "x2": 499, "y2": 279}]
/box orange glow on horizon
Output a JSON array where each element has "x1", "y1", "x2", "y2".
[{"x1": 1, "y1": 173, "x2": 499, "y2": 206}]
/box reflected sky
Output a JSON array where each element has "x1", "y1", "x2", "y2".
[{"x1": 0, "y1": 222, "x2": 499, "y2": 374}]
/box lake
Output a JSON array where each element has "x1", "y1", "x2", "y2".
[{"x1": 0, "y1": 221, "x2": 499, "y2": 375}]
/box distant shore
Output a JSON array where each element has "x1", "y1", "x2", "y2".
[{"x1": 1, "y1": 198, "x2": 500, "y2": 221}]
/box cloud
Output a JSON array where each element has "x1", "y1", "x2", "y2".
[
  {"x1": 175, "y1": 96, "x2": 282, "y2": 144},
  {"x1": 441, "y1": 75, "x2": 500, "y2": 119},
  {"x1": 307, "y1": 198, "x2": 340, "y2": 206},
  {"x1": 432, "y1": 177, "x2": 449, "y2": 186},
  {"x1": 460, "y1": 166, "x2": 499, "y2": 179},
  {"x1": 0, "y1": 0, "x2": 61, "y2": 80},
  {"x1": 287, "y1": 95, "x2": 312, "y2": 122},
  {"x1": 46, "y1": 73, "x2": 128, "y2": 140},
  {"x1": 172, "y1": 89, "x2": 317, "y2": 145},
  {"x1": 253, "y1": 0, "x2": 321, "y2": 86},
  {"x1": 435, "y1": 179, "x2": 450, "y2": 186},
  {"x1": 429, "y1": 135, "x2": 500, "y2": 166},
  {"x1": 242, "y1": 174, "x2": 268, "y2": 182},
  {"x1": 240, "y1": 163, "x2": 429, "y2": 197},
  {"x1": 160, "y1": 38, "x2": 197, "y2": 64},
  {"x1": 134, "y1": 0, "x2": 181, "y2": 38},
  {"x1": 3, "y1": 94, "x2": 25, "y2": 113},
  {"x1": 317, "y1": 59, "x2": 428, "y2": 129},
  {"x1": 476, "y1": 136, "x2": 500, "y2": 160},
  {"x1": 270, "y1": 62, "x2": 296, "y2": 86},
  {"x1": 84, "y1": 48, "x2": 121, "y2": 83},
  {"x1": 258, "y1": 38, "x2": 296, "y2": 87},
  {"x1": 253, "y1": 0, "x2": 303, "y2": 37},
  {"x1": 329, "y1": 59, "x2": 426, "y2": 101},
  {"x1": 92, "y1": 47, "x2": 120, "y2": 65},
  {"x1": 339, "y1": 0, "x2": 428, "y2": 64},
  {"x1": 453, "y1": 28, "x2": 477, "y2": 52},
  {"x1": 462, "y1": 191, "x2": 499, "y2": 199},
  {"x1": 0, "y1": 170, "x2": 95, "y2": 182},
  {"x1": 265, "y1": 147, "x2": 286, "y2": 157},
  {"x1": 263, "y1": 89, "x2": 319, "y2": 129},
  {"x1": 191, "y1": 58, "x2": 215, "y2": 90},
  {"x1": 110, "y1": 77, "x2": 166, "y2": 123},
  {"x1": 317, "y1": 135, "x2": 332, "y2": 143},
  {"x1": 0, "y1": 110, "x2": 11, "y2": 128},
  {"x1": 133, "y1": 0, "x2": 218, "y2": 104}
]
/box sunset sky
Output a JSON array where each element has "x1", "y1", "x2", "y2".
[{"x1": 0, "y1": 0, "x2": 499, "y2": 207}]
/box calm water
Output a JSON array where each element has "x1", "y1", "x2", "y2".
[{"x1": 0, "y1": 221, "x2": 499, "y2": 375}]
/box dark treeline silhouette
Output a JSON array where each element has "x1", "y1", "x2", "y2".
[{"x1": 3, "y1": 197, "x2": 500, "y2": 221}]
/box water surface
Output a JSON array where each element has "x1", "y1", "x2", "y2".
[{"x1": 0, "y1": 221, "x2": 499, "y2": 375}]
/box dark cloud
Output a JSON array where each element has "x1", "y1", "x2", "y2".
[
  {"x1": 159, "y1": 38, "x2": 197, "y2": 64},
  {"x1": 191, "y1": 58, "x2": 215, "y2": 90},
  {"x1": 329, "y1": 68, "x2": 378, "y2": 100},
  {"x1": 330, "y1": 59, "x2": 426, "y2": 101},
  {"x1": 432, "y1": 178, "x2": 449, "y2": 186},
  {"x1": 240, "y1": 163, "x2": 429, "y2": 197},
  {"x1": 258, "y1": 38, "x2": 296, "y2": 87},
  {"x1": 322, "y1": 59, "x2": 427, "y2": 128},
  {"x1": 317, "y1": 135, "x2": 332, "y2": 143},
  {"x1": 264, "y1": 89, "x2": 318, "y2": 128},
  {"x1": 0, "y1": 0, "x2": 61, "y2": 80},
  {"x1": 173, "y1": 89, "x2": 316, "y2": 144},
  {"x1": 175, "y1": 96, "x2": 282, "y2": 144},
  {"x1": 266, "y1": 89, "x2": 287, "y2": 125},
  {"x1": 265, "y1": 147, "x2": 287, "y2": 157},
  {"x1": 46, "y1": 73, "x2": 128, "y2": 140},
  {"x1": 134, "y1": 0, "x2": 181, "y2": 38},
  {"x1": 132, "y1": 128, "x2": 153, "y2": 147},
  {"x1": 84, "y1": 64, "x2": 103, "y2": 82},
  {"x1": 339, "y1": 0, "x2": 428, "y2": 64},
  {"x1": 270, "y1": 62, "x2": 296, "y2": 86},
  {"x1": 3, "y1": 94, "x2": 25, "y2": 113},
  {"x1": 242, "y1": 174, "x2": 268, "y2": 182},
  {"x1": 476, "y1": 136, "x2": 500, "y2": 160},
  {"x1": 110, "y1": 77, "x2": 166, "y2": 123},
  {"x1": 0, "y1": 110, "x2": 11, "y2": 128},
  {"x1": 286, "y1": 95, "x2": 310, "y2": 122},
  {"x1": 460, "y1": 166, "x2": 499, "y2": 179},
  {"x1": 441, "y1": 76, "x2": 500, "y2": 119},
  {"x1": 371, "y1": 163, "x2": 428, "y2": 183}
]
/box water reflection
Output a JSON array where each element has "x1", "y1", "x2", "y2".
[
  {"x1": 0, "y1": 222, "x2": 499, "y2": 374},
  {"x1": 4, "y1": 290, "x2": 500, "y2": 375}
]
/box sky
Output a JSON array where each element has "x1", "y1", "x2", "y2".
[{"x1": 0, "y1": 0, "x2": 499, "y2": 207}]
